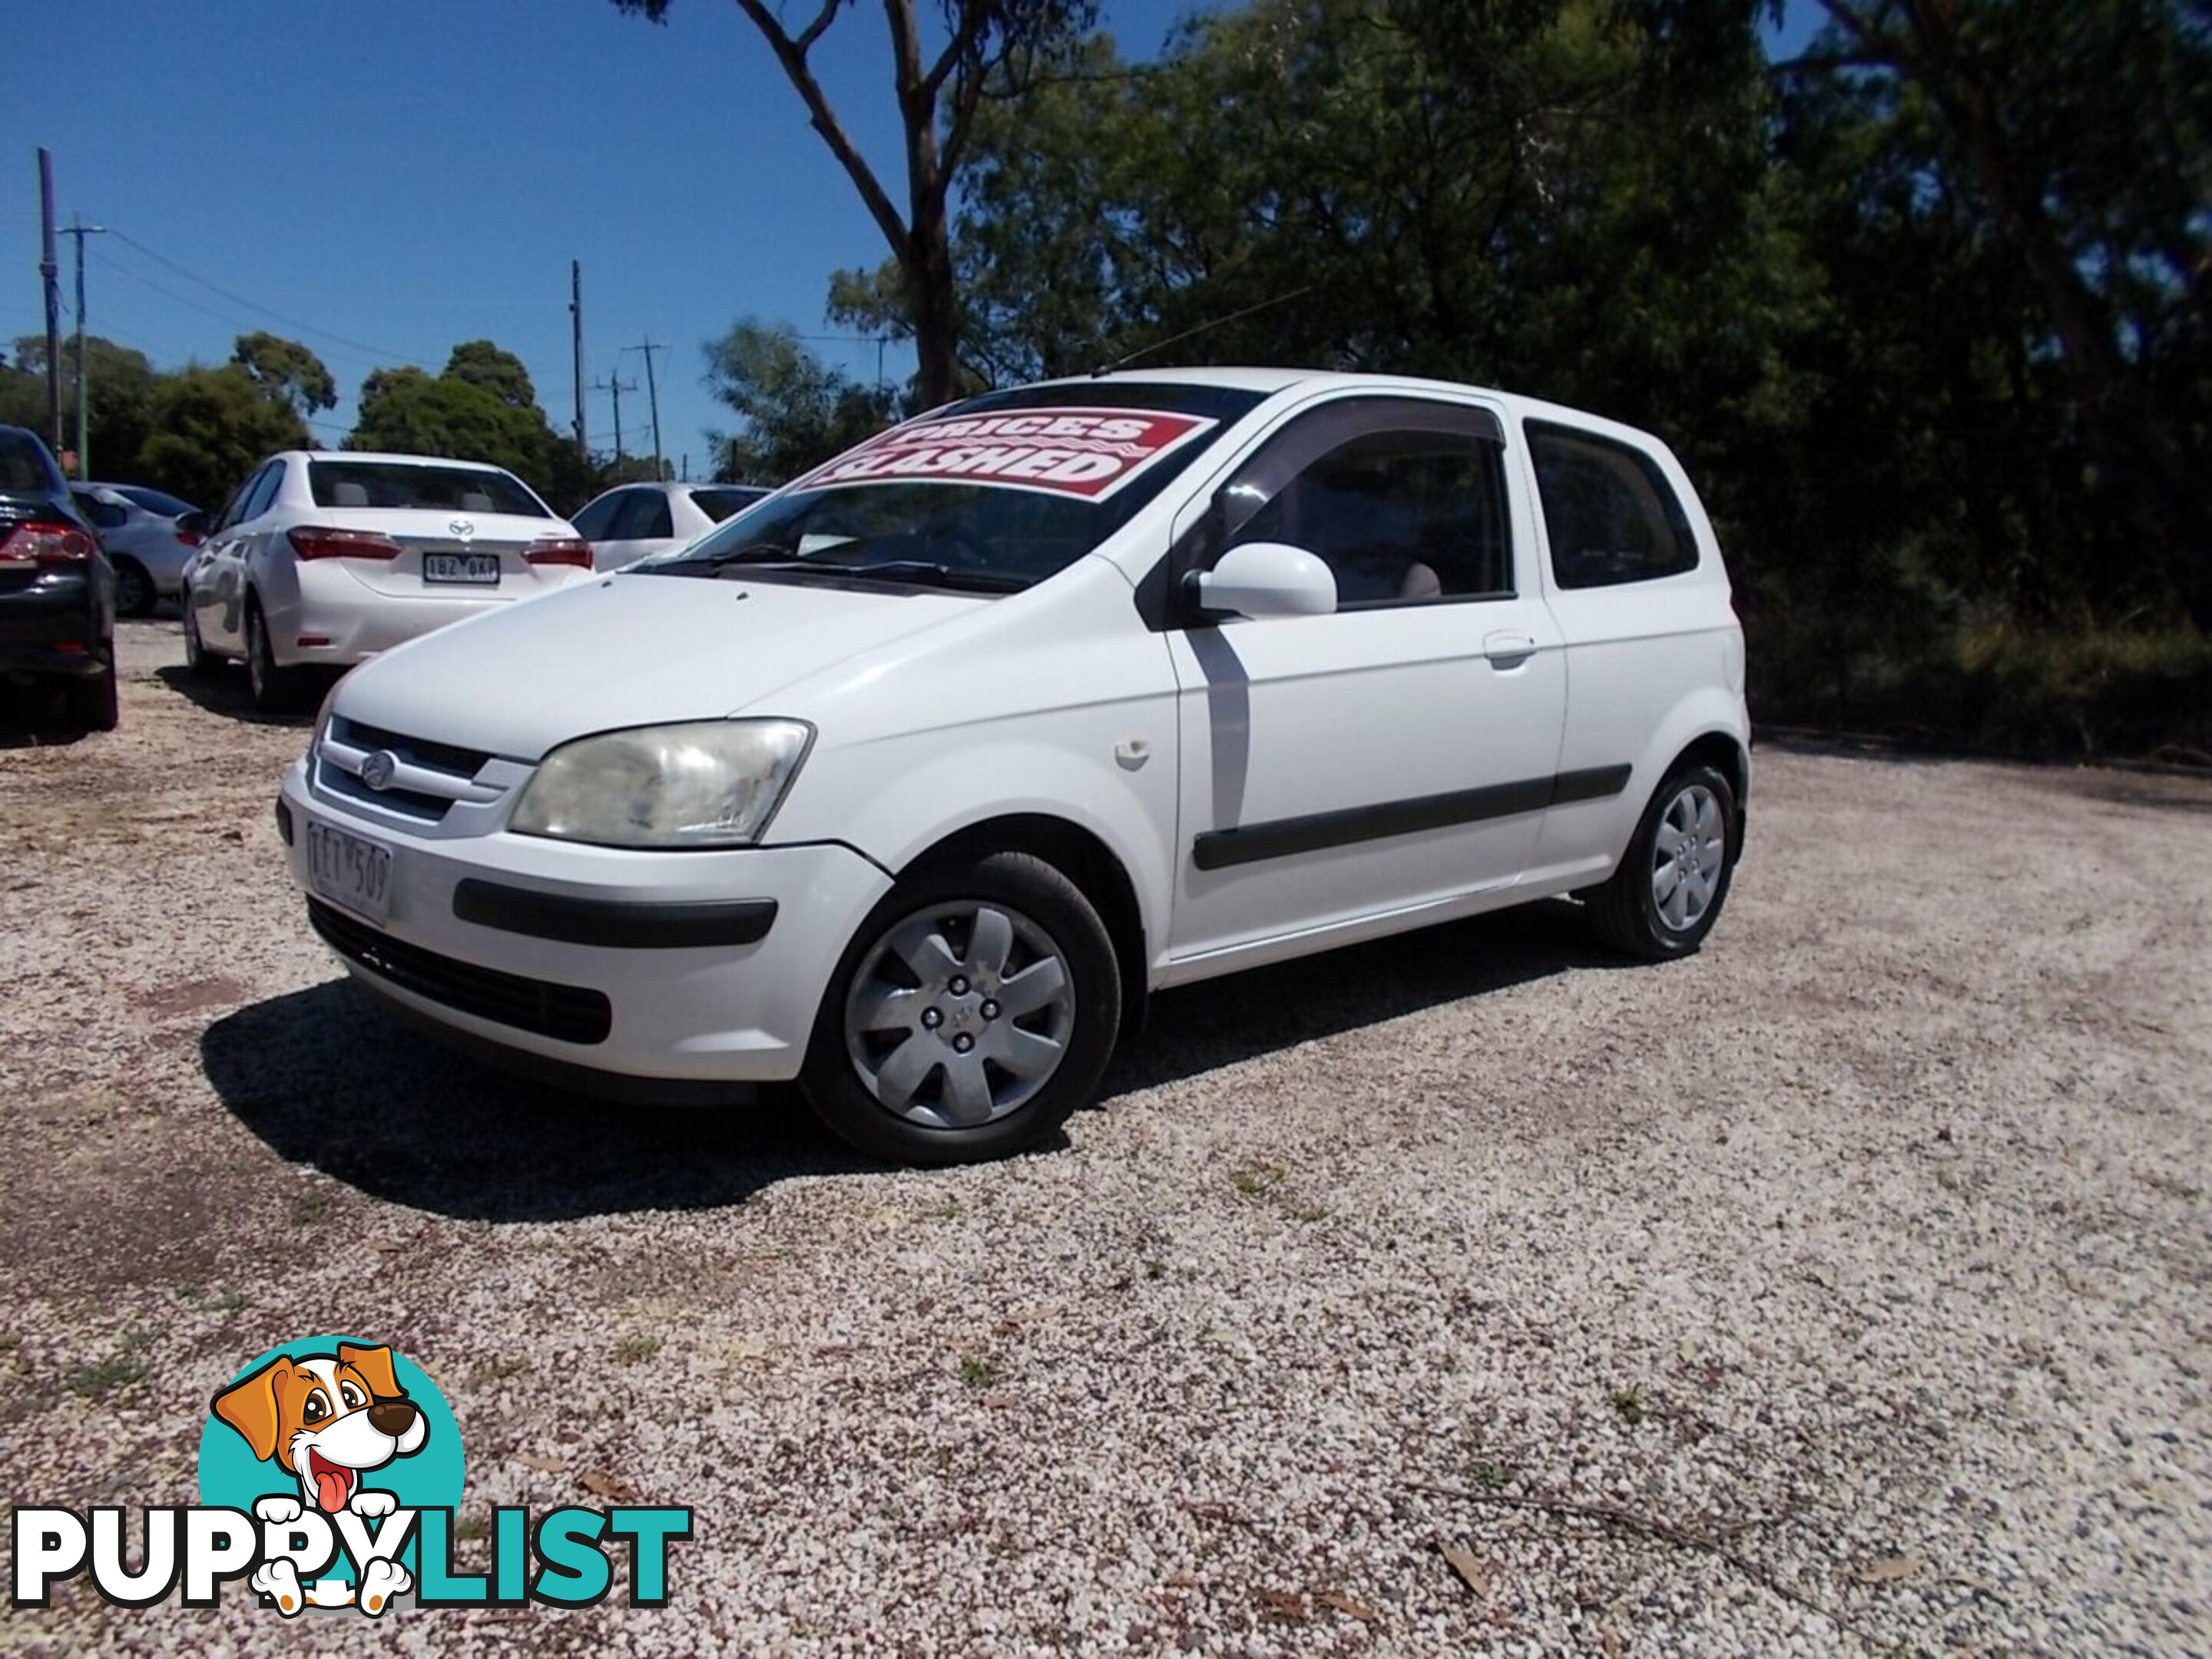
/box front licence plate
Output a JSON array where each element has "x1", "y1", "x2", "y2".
[
  {"x1": 423, "y1": 552, "x2": 500, "y2": 585},
  {"x1": 307, "y1": 822, "x2": 393, "y2": 926}
]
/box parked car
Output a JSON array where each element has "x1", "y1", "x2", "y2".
[
  {"x1": 182, "y1": 452, "x2": 594, "y2": 714},
  {"x1": 279, "y1": 369, "x2": 1749, "y2": 1165},
  {"x1": 69, "y1": 482, "x2": 203, "y2": 617},
  {"x1": 569, "y1": 479, "x2": 772, "y2": 570},
  {"x1": 0, "y1": 426, "x2": 116, "y2": 732}
]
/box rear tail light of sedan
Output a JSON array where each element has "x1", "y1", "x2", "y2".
[
  {"x1": 523, "y1": 537, "x2": 594, "y2": 570},
  {"x1": 0, "y1": 518, "x2": 96, "y2": 570},
  {"x1": 289, "y1": 527, "x2": 403, "y2": 561}
]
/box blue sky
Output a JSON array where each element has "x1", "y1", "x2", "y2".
[{"x1": 5, "y1": 1, "x2": 1824, "y2": 483}]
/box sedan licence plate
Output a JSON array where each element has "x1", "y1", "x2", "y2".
[
  {"x1": 307, "y1": 823, "x2": 393, "y2": 926},
  {"x1": 423, "y1": 552, "x2": 500, "y2": 585}
]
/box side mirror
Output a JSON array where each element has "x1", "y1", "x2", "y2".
[
  {"x1": 174, "y1": 509, "x2": 209, "y2": 542},
  {"x1": 1187, "y1": 541, "x2": 1336, "y2": 621}
]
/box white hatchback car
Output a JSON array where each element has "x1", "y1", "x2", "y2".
[
  {"x1": 279, "y1": 370, "x2": 1749, "y2": 1164},
  {"x1": 184, "y1": 452, "x2": 594, "y2": 711},
  {"x1": 568, "y1": 479, "x2": 773, "y2": 571}
]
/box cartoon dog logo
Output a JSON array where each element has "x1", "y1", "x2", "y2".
[{"x1": 211, "y1": 1342, "x2": 426, "y2": 1615}]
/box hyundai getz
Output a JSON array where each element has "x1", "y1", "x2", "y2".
[{"x1": 279, "y1": 370, "x2": 1750, "y2": 1164}]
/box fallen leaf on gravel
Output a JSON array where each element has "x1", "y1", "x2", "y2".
[
  {"x1": 1854, "y1": 1555, "x2": 1922, "y2": 1584},
  {"x1": 577, "y1": 1470, "x2": 638, "y2": 1502},
  {"x1": 1440, "y1": 1542, "x2": 1492, "y2": 1595},
  {"x1": 516, "y1": 1454, "x2": 563, "y2": 1475},
  {"x1": 131, "y1": 977, "x2": 247, "y2": 1018},
  {"x1": 1316, "y1": 1591, "x2": 1379, "y2": 1622},
  {"x1": 1257, "y1": 1588, "x2": 1306, "y2": 1620}
]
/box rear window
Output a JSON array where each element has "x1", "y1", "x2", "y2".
[
  {"x1": 0, "y1": 430, "x2": 63, "y2": 495},
  {"x1": 694, "y1": 486, "x2": 769, "y2": 523},
  {"x1": 309, "y1": 461, "x2": 548, "y2": 517},
  {"x1": 114, "y1": 485, "x2": 197, "y2": 518}
]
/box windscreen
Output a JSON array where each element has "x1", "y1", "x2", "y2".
[
  {"x1": 631, "y1": 382, "x2": 1264, "y2": 593},
  {"x1": 308, "y1": 460, "x2": 548, "y2": 517}
]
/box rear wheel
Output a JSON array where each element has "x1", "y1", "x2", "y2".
[
  {"x1": 113, "y1": 559, "x2": 153, "y2": 618},
  {"x1": 800, "y1": 853, "x2": 1121, "y2": 1166},
  {"x1": 63, "y1": 661, "x2": 120, "y2": 733},
  {"x1": 181, "y1": 604, "x2": 222, "y2": 679},
  {"x1": 1587, "y1": 763, "x2": 1738, "y2": 960},
  {"x1": 245, "y1": 601, "x2": 305, "y2": 714}
]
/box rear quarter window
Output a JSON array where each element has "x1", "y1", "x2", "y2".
[{"x1": 1527, "y1": 422, "x2": 1698, "y2": 588}]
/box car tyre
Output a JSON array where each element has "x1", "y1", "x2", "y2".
[
  {"x1": 181, "y1": 605, "x2": 222, "y2": 679},
  {"x1": 245, "y1": 601, "x2": 304, "y2": 714},
  {"x1": 113, "y1": 558, "x2": 154, "y2": 618},
  {"x1": 1587, "y1": 762, "x2": 1739, "y2": 961},
  {"x1": 800, "y1": 852, "x2": 1121, "y2": 1166},
  {"x1": 63, "y1": 660, "x2": 120, "y2": 733}
]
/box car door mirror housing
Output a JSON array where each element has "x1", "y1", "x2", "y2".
[{"x1": 1187, "y1": 541, "x2": 1337, "y2": 621}]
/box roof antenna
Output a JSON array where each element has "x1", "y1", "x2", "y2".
[{"x1": 1090, "y1": 286, "x2": 1314, "y2": 377}]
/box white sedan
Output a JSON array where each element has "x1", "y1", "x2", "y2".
[
  {"x1": 568, "y1": 479, "x2": 772, "y2": 571},
  {"x1": 182, "y1": 452, "x2": 594, "y2": 711}
]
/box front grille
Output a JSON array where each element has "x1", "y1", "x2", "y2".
[
  {"x1": 316, "y1": 716, "x2": 504, "y2": 826},
  {"x1": 309, "y1": 899, "x2": 611, "y2": 1045},
  {"x1": 331, "y1": 717, "x2": 493, "y2": 778}
]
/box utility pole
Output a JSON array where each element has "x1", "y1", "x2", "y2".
[
  {"x1": 62, "y1": 215, "x2": 107, "y2": 479},
  {"x1": 622, "y1": 339, "x2": 665, "y2": 481},
  {"x1": 37, "y1": 148, "x2": 63, "y2": 456},
  {"x1": 590, "y1": 373, "x2": 637, "y2": 463},
  {"x1": 569, "y1": 260, "x2": 586, "y2": 465}
]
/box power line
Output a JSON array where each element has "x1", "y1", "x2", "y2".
[
  {"x1": 91, "y1": 247, "x2": 411, "y2": 373},
  {"x1": 103, "y1": 227, "x2": 439, "y2": 367}
]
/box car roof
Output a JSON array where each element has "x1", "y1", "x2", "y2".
[
  {"x1": 1034, "y1": 366, "x2": 1667, "y2": 446},
  {"x1": 281, "y1": 451, "x2": 516, "y2": 472}
]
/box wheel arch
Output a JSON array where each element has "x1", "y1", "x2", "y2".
[
  {"x1": 1662, "y1": 729, "x2": 1750, "y2": 862},
  {"x1": 902, "y1": 813, "x2": 1150, "y2": 1041}
]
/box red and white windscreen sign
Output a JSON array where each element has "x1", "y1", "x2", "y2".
[{"x1": 789, "y1": 406, "x2": 1219, "y2": 503}]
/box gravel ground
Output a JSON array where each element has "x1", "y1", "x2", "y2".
[{"x1": 0, "y1": 619, "x2": 2206, "y2": 1657}]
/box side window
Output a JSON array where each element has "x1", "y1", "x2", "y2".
[
  {"x1": 1198, "y1": 401, "x2": 1512, "y2": 608},
  {"x1": 240, "y1": 460, "x2": 286, "y2": 524},
  {"x1": 609, "y1": 490, "x2": 672, "y2": 541},
  {"x1": 1527, "y1": 422, "x2": 1697, "y2": 588},
  {"x1": 571, "y1": 493, "x2": 621, "y2": 540},
  {"x1": 214, "y1": 465, "x2": 267, "y2": 533}
]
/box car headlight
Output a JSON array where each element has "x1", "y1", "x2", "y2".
[{"x1": 509, "y1": 720, "x2": 813, "y2": 849}]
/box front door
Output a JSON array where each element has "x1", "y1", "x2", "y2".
[{"x1": 1163, "y1": 396, "x2": 1567, "y2": 972}]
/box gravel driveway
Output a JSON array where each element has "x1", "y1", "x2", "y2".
[{"x1": 2, "y1": 620, "x2": 2206, "y2": 1657}]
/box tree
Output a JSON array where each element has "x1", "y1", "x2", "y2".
[
  {"x1": 445, "y1": 339, "x2": 537, "y2": 409},
  {"x1": 701, "y1": 318, "x2": 894, "y2": 482},
  {"x1": 137, "y1": 365, "x2": 309, "y2": 508},
  {"x1": 614, "y1": 0, "x2": 1095, "y2": 409},
  {"x1": 348, "y1": 371, "x2": 555, "y2": 483},
  {"x1": 232, "y1": 332, "x2": 337, "y2": 419}
]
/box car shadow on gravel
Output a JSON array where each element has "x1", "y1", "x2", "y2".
[
  {"x1": 202, "y1": 982, "x2": 886, "y2": 1222},
  {"x1": 204, "y1": 899, "x2": 1621, "y2": 1220},
  {"x1": 1101, "y1": 896, "x2": 1627, "y2": 1098},
  {"x1": 154, "y1": 663, "x2": 323, "y2": 727}
]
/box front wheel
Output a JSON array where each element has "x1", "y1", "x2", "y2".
[
  {"x1": 800, "y1": 852, "x2": 1121, "y2": 1165},
  {"x1": 1586, "y1": 763, "x2": 1739, "y2": 960},
  {"x1": 181, "y1": 604, "x2": 223, "y2": 679}
]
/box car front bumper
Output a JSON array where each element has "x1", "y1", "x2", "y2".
[{"x1": 278, "y1": 760, "x2": 892, "y2": 1088}]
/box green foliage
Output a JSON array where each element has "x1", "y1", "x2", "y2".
[
  {"x1": 232, "y1": 331, "x2": 337, "y2": 417},
  {"x1": 4, "y1": 334, "x2": 164, "y2": 480},
  {"x1": 925, "y1": 0, "x2": 2210, "y2": 757},
  {"x1": 137, "y1": 365, "x2": 307, "y2": 510},
  {"x1": 445, "y1": 339, "x2": 537, "y2": 409},
  {"x1": 700, "y1": 319, "x2": 895, "y2": 483}
]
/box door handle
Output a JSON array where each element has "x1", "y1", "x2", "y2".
[{"x1": 1483, "y1": 630, "x2": 1538, "y2": 669}]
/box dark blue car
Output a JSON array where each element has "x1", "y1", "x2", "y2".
[{"x1": 0, "y1": 426, "x2": 115, "y2": 731}]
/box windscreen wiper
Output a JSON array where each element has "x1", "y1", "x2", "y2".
[{"x1": 712, "y1": 558, "x2": 1025, "y2": 593}]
